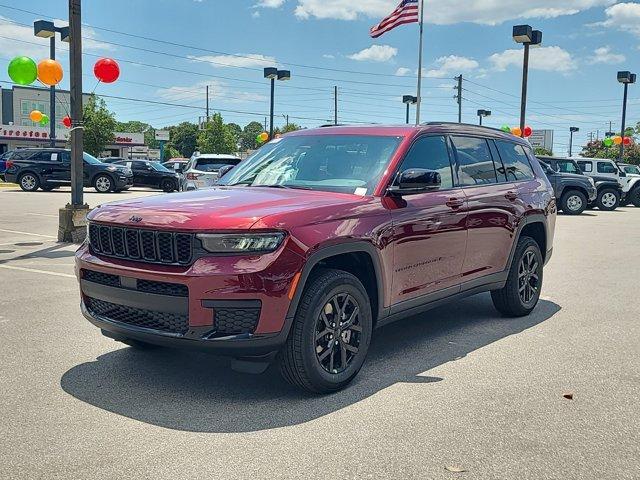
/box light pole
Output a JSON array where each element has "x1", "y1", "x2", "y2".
[
  {"x1": 402, "y1": 95, "x2": 417, "y2": 124},
  {"x1": 34, "y1": 20, "x2": 70, "y2": 147},
  {"x1": 513, "y1": 25, "x2": 542, "y2": 136},
  {"x1": 477, "y1": 109, "x2": 491, "y2": 126},
  {"x1": 617, "y1": 71, "x2": 636, "y2": 160},
  {"x1": 569, "y1": 127, "x2": 579, "y2": 157},
  {"x1": 264, "y1": 67, "x2": 290, "y2": 140}
]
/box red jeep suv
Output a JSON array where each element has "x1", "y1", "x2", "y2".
[{"x1": 76, "y1": 123, "x2": 556, "y2": 393}]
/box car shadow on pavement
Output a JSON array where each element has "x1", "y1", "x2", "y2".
[
  {"x1": 61, "y1": 294, "x2": 560, "y2": 433},
  {"x1": 0, "y1": 243, "x2": 75, "y2": 264}
]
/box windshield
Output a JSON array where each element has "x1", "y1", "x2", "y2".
[
  {"x1": 218, "y1": 135, "x2": 403, "y2": 194},
  {"x1": 622, "y1": 165, "x2": 640, "y2": 175},
  {"x1": 151, "y1": 162, "x2": 172, "y2": 173},
  {"x1": 83, "y1": 152, "x2": 102, "y2": 165},
  {"x1": 194, "y1": 158, "x2": 241, "y2": 172}
]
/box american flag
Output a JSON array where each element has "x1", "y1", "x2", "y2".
[{"x1": 370, "y1": 0, "x2": 420, "y2": 39}]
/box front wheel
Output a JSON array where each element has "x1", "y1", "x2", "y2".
[
  {"x1": 94, "y1": 174, "x2": 113, "y2": 193},
  {"x1": 161, "y1": 179, "x2": 177, "y2": 193},
  {"x1": 596, "y1": 188, "x2": 620, "y2": 211},
  {"x1": 491, "y1": 236, "x2": 543, "y2": 317},
  {"x1": 279, "y1": 269, "x2": 373, "y2": 394},
  {"x1": 629, "y1": 188, "x2": 640, "y2": 208},
  {"x1": 560, "y1": 190, "x2": 587, "y2": 215}
]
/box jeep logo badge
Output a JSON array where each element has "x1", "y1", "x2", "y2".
[{"x1": 129, "y1": 215, "x2": 143, "y2": 223}]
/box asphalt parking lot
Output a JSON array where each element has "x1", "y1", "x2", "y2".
[{"x1": 0, "y1": 186, "x2": 639, "y2": 480}]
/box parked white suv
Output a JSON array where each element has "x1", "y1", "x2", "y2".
[
  {"x1": 575, "y1": 158, "x2": 640, "y2": 207},
  {"x1": 182, "y1": 153, "x2": 242, "y2": 191}
]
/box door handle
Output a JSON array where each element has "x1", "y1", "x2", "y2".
[
  {"x1": 505, "y1": 191, "x2": 518, "y2": 201},
  {"x1": 446, "y1": 198, "x2": 464, "y2": 209}
]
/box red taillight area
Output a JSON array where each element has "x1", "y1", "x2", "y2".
[
  {"x1": 5, "y1": 160, "x2": 14, "y2": 169},
  {"x1": 186, "y1": 173, "x2": 201, "y2": 180}
]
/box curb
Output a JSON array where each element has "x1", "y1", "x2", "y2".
[{"x1": 0, "y1": 183, "x2": 18, "y2": 188}]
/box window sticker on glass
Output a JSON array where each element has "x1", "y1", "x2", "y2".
[
  {"x1": 51, "y1": 153, "x2": 58, "y2": 162},
  {"x1": 354, "y1": 187, "x2": 368, "y2": 196}
]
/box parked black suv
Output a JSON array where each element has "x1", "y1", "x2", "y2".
[
  {"x1": 536, "y1": 158, "x2": 596, "y2": 215},
  {"x1": 4, "y1": 148, "x2": 133, "y2": 193},
  {"x1": 114, "y1": 159, "x2": 180, "y2": 192},
  {"x1": 538, "y1": 156, "x2": 623, "y2": 211}
]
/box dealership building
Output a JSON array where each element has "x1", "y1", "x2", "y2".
[{"x1": 0, "y1": 85, "x2": 145, "y2": 157}]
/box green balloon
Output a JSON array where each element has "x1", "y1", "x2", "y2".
[
  {"x1": 501, "y1": 125, "x2": 511, "y2": 133},
  {"x1": 603, "y1": 138, "x2": 613, "y2": 147},
  {"x1": 8, "y1": 56, "x2": 38, "y2": 85},
  {"x1": 39, "y1": 114, "x2": 49, "y2": 126}
]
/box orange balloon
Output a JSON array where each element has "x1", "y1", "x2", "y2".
[
  {"x1": 29, "y1": 110, "x2": 43, "y2": 122},
  {"x1": 613, "y1": 136, "x2": 623, "y2": 145},
  {"x1": 511, "y1": 127, "x2": 522, "y2": 137},
  {"x1": 37, "y1": 59, "x2": 63, "y2": 86}
]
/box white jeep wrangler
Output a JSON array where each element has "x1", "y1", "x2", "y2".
[{"x1": 575, "y1": 158, "x2": 640, "y2": 207}]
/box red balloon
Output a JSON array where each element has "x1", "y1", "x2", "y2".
[
  {"x1": 62, "y1": 116, "x2": 72, "y2": 128},
  {"x1": 523, "y1": 126, "x2": 533, "y2": 138},
  {"x1": 623, "y1": 136, "x2": 632, "y2": 146},
  {"x1": 94, "y1": 58, "x2": 120, "y2": 83}
]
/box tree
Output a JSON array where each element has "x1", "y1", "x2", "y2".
[
  {"x1": 281, "y1": 122, "x2": 302, "y2": 134},
  {"x1": 168, "y1": 122, "x2": 198, "y2": 158},
  {"x1": 534, "y1": 147, "x2": 553, "y2": 157},
  {"x1": 197, "y1": 113, "x2": 236, "y2": 154},
  {"x1": 163, "y1": 145, "x2": 181, "y2": 161},
  {"x1": 581, "y1": 140, "x2": 640, "y2": 165},
  {"x1": 83, "y1": 95, "x2": 116, "y2": 156},
  {"x1": 240, "y1": 121, "x2": 264, "y2": 151},
  {"x1": 227, "y1": 122, "x2": 243, "y2": 148}
]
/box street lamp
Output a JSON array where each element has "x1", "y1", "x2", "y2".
[
  {"x1": 34, "y1": 20, "x2": 70, "y2": 147},
  {"x1": 402, "y1": 95, "x2": 417, "y2": 124},
  {"x1": 477, "y1": 109, "x2": 491, "y2": 126},
  {"x1": 569, "y1": 127, "x2": 579, "y2": 157},
  {"x1": 264, "y1": 67, "x2": 290, "y2": 140},
  {"x1": 617, "y1": 71, "x2": 636, "y2": 160},
  {"x1": 513, "y1": 25, "x2": 542, "y2": 136}
]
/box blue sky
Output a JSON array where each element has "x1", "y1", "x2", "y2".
[{"x1": 1, "y1": 0, "x2": 640, "y2": 154}]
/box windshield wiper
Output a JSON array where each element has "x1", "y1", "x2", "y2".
[
  {"x1": 227, "y1": 181, "x2": 254, "y2": 186},
  {"x1": 259, "y1": 184, "x2": 314, "y2": 190}
]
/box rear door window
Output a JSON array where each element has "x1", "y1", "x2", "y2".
[
  {"x1": 577, "y1": 161, "x2": 592, "y2": 173},
  {"x1": 495, "y1": 141, "x2": 535, "y2": 181},
  {"x1": 597, "y1": 162, "x2": 617, "y2": 174},
  {"x1": 451, "y1": 136, "x2": 498, "y2": 186}
]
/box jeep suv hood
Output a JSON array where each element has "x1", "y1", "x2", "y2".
[{"x1": 88, "y1": 186, "x2": 367, "y2": 230}]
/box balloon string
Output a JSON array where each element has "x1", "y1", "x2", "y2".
[{"x1": 91, "y1": 79, "x2": 101, "y2": 94}]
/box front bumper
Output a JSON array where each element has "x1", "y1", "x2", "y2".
[
  {"x1": 587, "y1": 186, "x2": 597, "y2": 202},
  {"x1": 75, "y1": 242, "x2": 304, "y2": 356}
]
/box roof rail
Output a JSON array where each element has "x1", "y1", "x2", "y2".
[{"x1": 420, "y1": 121, "x2": 508, "y2": 135}]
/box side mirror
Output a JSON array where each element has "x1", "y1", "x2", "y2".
[
  {"x1": 218, "y1": 164, "x2": 234, "y2": 179},
  {"x1": 388, "y1": 168, "x2": 441, "y2": 195}
]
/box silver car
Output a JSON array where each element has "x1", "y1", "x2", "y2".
[{"x1": 183, "y1": 154, "x2": 242, "y2": 191}]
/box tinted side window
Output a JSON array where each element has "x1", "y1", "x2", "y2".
[
  {"x1": 577, "y1": 161, "x2": 592, "y2": 173},
  {"x1": 495, "y1": 141, "x2": 535, "y2": 181},
  {"x1": 397, "y1": 135, "x2": 453, "y2": 189},
  {"x1": 597, "y1": 162, "x2": 617, "y2": 174},
  {"x1": 451, "y1": 136, "x2": 497, "y2": 186}
]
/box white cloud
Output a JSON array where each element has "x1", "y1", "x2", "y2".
[
  {"x1": 395, "y1": 67, "x2": 412, "y2": 76},
  {"x1": 188, "y1": 53, "x2": 277, "y2": 68},
  {"x1": 293, "y1": 0, "x2": 614, "y2": 24},
  {"x1": 424, "y1": 55, "x2": 479, "y2": 78},
  {"x1": 256, "y1": 0, "x2": 286, "y2": 7},
  {"x1": 158, "y1": 80, "x2": 267, "y2": 104},
  {"x1": 322, "y1": 54, "x2": 335, "y2": 59},
  {"x1": 0, "y1": 16, "x2": 112, "y2": 59},
  {"x1": 597, "y1": 2, "x2": 640, "y2": 36},
  {"x1": 589, "y1": 46, "x2": 625, "y2": 64},
  {"x1": 489, "y1": 46, "x2": 577, "y2": 73},
  {"x1": 252, "y1": 11, "x2": 261, "y2": 18},
  {"x1": 348, "y1": 45, "x2": 397, "y2": 62}
]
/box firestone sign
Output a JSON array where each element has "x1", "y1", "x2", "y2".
[{"x1": 0, "y1": 125, "x2": 144, "y2": 146}]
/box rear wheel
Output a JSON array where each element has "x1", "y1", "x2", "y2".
[
  {"x1": 491, "y1": 236, "x2": 543, "y2": 317},
  {"x1": 161, "y1": 179, "x2": 176, "y2": 192},
  {"x1": 279, "y1": 269, "x2": 373, "y2": 393},
  {"x1": 94, "y1": 174, "x2": 113, "y2": 193},
  {"x1": 630, "y1": 188, "x2": 640, "y2": 208},
  {"x1": 596, "y1": 188, "x2": 620, "y2": 211},
  {"x1": 560, "y1": 190, "x2": 587, "y2": 215},
  {"x1": 18, "y1": 173, "x2": 40, "y2": 192}
]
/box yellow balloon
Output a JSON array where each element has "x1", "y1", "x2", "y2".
[
  {"x1": 259, "y1": 132, "x2": 269, "y2": 142},
  {"x1": 29, "y1": 110, "x2": 43, "y2": 122},
  {"x1": 37, "y1": 59, "x2": 64, "y2": 86},
  {"x1": 613, "y1": 136, "x2": 623, "y2": 145},
  {"x1": 511, "y1": 127, "x2": 522, "y2": 137}
]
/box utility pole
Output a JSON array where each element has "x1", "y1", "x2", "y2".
[
  {"x1": 49, "y1": 37, "x2": 56, "y2": 146},
  {"x1": 455, "y1": 75, "x2": 463, "y2": 123},
  {"x1": 206, "y1": 85, "x2": 210, "y2": 122},
  {"x1": 59, "y1": 0, "x2": 88, "y2": 243},
  {"x1": 334, "y1": 86, "x2": 338, "y2": 125}
]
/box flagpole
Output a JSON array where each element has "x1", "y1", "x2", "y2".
[{"x1": 415, "y1": 0, "x2": 425, "y2": 125}]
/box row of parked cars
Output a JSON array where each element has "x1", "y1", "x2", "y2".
[{"x1": 0, "y1": 148, "x2": 243, "y2": 194}]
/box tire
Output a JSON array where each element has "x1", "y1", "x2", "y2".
[
  {"x1": 279, "y1": 269, "x2": 373, "y2": 394},
  {"x1": 18, "y1": 172, "x2": 40, "y2": 192},
  {"x1": 630, "y1": 188, "x2": 640, "y2": 208},
  {"x1": 596, "y1": 188, "x2": 620, "y2": 211},
  {"x1": 491, "y1": 236, "x2": 543, "y2": 317},
  {"x1": 119, "y1": 338, "x2": 160, "y2": 350},
  {"x1": 161, "y1": 179, "x2": 176, "y2": 193},
  {"x1": 94, "y1": 174, "x2": 113, "y2": 193},
  {"x1": 560, "y1": 190, "x2": 587, "y2": 215}
]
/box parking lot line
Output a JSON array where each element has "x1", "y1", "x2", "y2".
[
  {"x1": 26, "y1": 213, "x2": 58, "y2": 218},
  {"x1": 0, "y1": 264, "x2": 75, "y2": 279},
  {"x1": 0, "y1": 228, "x2": 57, "y2": 239}
]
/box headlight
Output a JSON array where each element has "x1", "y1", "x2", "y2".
[{"x1": 196, "y1": 232, "x2": 285, "y2": 254}]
